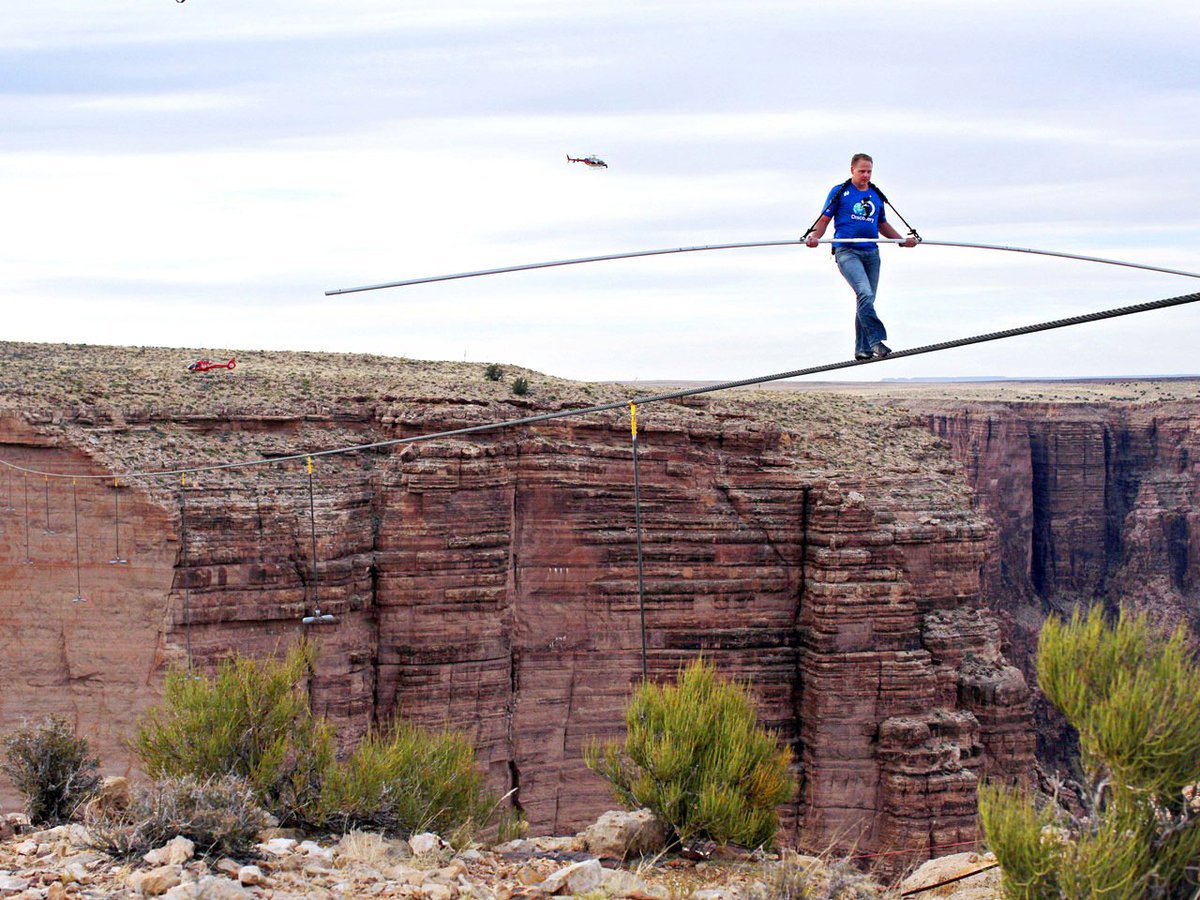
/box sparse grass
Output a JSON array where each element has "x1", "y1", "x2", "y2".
[{"x1": 334, "y1": 830, "x2": 402, "y2": 870}]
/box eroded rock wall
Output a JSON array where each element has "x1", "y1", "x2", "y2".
[
  {"x1": 0, "y1": 394, "x2": 1033, "y2": 869},
  {"x1": 916, "y1": 400, "x2": 1200, "y2": 765}
]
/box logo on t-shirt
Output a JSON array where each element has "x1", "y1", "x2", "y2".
[{"x1": 853, "y1": 198, "x2": 876, "y2": 219}]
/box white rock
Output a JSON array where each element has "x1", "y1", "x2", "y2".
[
  {"x1": 420, "y1": 884, "x2": 455, "y2": 900},
  {"x1": 237, "y1": 865, "x2": 267, "y2": 886},
  {"x1": 491, "y1": 839, "x2": 529, "y2": 854},
  {"x1": 409, "y1": 833, "x2": 443, "y2": 855},
  {"x1": 144, "y1": 836, "x2": 195, "y2": 867},
  {"x1": 260, "y1": 837, "x2": 299, "y2": 855},
  {"x1": 540, "y1": 859, "x2": 604, "y2": 895},
  {"x1": 163, "y1": 875, "x2": 252, "y2": 899},
  {"x1": 34, "y1": 823, "x2": 91, "y2": 847},
  {"x1": 526, "y1": 835, "x2": 581, "y2": 853},
  {"x1": 0, "y1": 876, "x2": 31, "y2": 894},
  {"x1": 298, "y1": 840, "x2": 335, "y2": 865},
  {"x1": 130, "y1": 864, "x2": 183, "y2": 896},
  {"x1": 14, "y1": 840, "x2": 39, "y2": 856}
]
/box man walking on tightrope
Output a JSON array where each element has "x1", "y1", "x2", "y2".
[{"x1": 805, "y1": 153, "x2": 917, "y2": 360}]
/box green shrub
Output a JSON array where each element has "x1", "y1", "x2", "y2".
[
  {"x1": 510, "y1": 376, "x2": 529, "y2": 396},
  {"x1": 312, "y1": 721, "x2": 496, "y2": 840},
  {"x1": 484, "y1": 363, "x2": 504, "y2": 382},
  {"x1": 585, "y1": 658, "x2": 796, "y2": 849},
  {"x1": 134, "y1": 643, "x2": 499, "y2": 843},
  {"x1": 1, "y1": 716, "x2": 101, "y2": 825},
  {"x1": 977, "y1": 782, "x2": 1063, "y2": 899},
  {"x1": 133, "y1": 641, "x2": 335, "y2": 824},
  {"x1": 87, "y1": 774, "x2": 269, "y2": 859},
  {"x1": 980, "y1": 606, "x2": 1200, "y2": 898}
]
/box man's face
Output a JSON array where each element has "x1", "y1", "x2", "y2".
[{"x1": 850, "y1": 161, "x2": 872, "y2": 189}]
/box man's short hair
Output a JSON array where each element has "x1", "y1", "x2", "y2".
[{"x1": 850, "y1": 153, "x2": 873, "y2": 167}]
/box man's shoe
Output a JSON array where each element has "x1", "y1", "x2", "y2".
[
  {"x1": 855, "y1": 350, "x2": 872, "y2": 360},
  {"x1": 870, "y1": 342, "x2": 892, "y2": 359}
]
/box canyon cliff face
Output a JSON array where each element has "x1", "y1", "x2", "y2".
[
  {"x1": 0, "y1": 344, "x2": 1064, "y2": 871},
  {"x1": 909, "y1": 395, "x2": 1200, "y2": 765}
]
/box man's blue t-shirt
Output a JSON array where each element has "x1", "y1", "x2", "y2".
[{"x1": 821, "y1": 183, "x2": 887, "y2": 249}]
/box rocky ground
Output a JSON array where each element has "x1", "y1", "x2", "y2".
[
  {"x1": 0, "y1": 340, "x2": 984, "y2": 515},
  {"x1": 0, "y1": 812, "x2": 1002, "y2": 900}
]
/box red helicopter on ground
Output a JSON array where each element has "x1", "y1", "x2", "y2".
[
  {"x1": 567, "y1": 154, "x2": 608, "y2": 169},
  {"x1": 186, "y1": 357, "x2": 236, "y2": 372}
]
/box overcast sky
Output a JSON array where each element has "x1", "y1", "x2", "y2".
[{"x1": 3, "y1": 0, "x2": 1199, "y2": 383}]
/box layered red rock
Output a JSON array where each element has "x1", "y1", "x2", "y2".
[
  {"x1": 0, "y1": 344, "x2": 1041, "y2": 871},
  {"x1": 911, "y1": 397, "x2": 1200, "y2": 767}
]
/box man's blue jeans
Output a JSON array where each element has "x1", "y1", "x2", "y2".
[{"x1": 834, "y1": 246, "x2": 887, "y2": 356}]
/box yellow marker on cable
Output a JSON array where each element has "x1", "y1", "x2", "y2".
[
  {"x1": 630, "y1": 402, "x2": 637, "y2": 439},
  {"x1": 307, "y1": 455, "x2": 314, "y2": 474}
]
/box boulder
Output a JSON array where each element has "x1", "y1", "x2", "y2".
[
  {"x1": 129, "y1": 865, "x2": 183, "y2": 896},
  {"x1": 259, "y1": 837, "x2": 299, "y2": 856},
  {"x1": 581, "y1": 809, "x2": 667, "y2": 860},
  {"x1": 237, "y1": 865, "x2": 267, "y2": 886},
  {"x1": 298, "y1": 840, "x2": 335, "y2": 865},
  {"x1": 898, "y1": 851, "x2": 1000, "y2": 898},
  {"x1": 539, "y1": 859, "x2": 603, "y2": 895},
  {"x1": 83, "y1": 776, "x2": 132, "y2": 818},
  {"x1": 144, "y1": 836, "x2": 195, "y2": 867},
  {"x1": 409, "y1": 832, "x2": 443, "y2": 855},
  {"x1": 163, "y1": 875, "x2": 252, "y2": 899},
  {"x1": 0, "y1": 876, "x2": 31, "y2": 895}
]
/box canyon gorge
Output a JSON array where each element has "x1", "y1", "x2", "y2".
[{"x1": 2, "y1": 343, "x2": 1197, "y2": 871}]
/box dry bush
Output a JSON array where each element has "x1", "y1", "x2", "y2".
[
  {"x1": 1, "y1": 716, "x2": 101, "y2": 825},
  {"x1": 87, "y1": 774, "x2": 269, "y2": 859}
]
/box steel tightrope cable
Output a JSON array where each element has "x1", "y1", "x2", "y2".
[{"x1": 324, "y1": 238, "x2": 1200, "y2": 295}]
